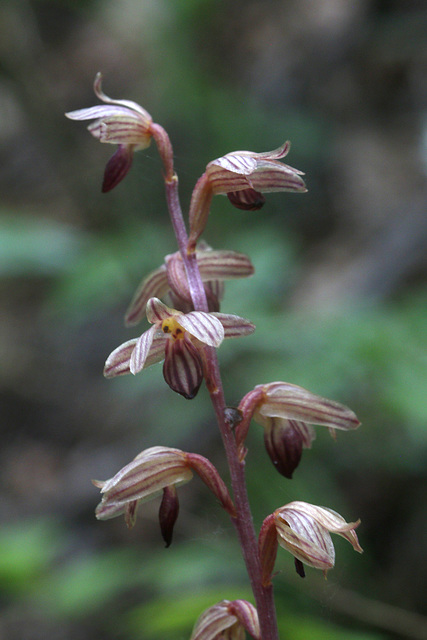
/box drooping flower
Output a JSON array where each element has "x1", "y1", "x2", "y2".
[
  {"x1": 65, "y1": 73, "x2": 153, "y2": 191},
  {"x1": 274, "y1": 502, "x2": 362, "y2": 577},
  {"x1": 190, "y1": 599, "x2": 260, "y2": 640},
  {"x1": 188, "y1": 142, "x2": 307, "y2": 249},
  {"x1": 258, "y1": 502, "x2": 362, "y2": 582},
  {"x1": 104, "y1": 297, "x2": 255, "y2": 399},
  {"x1": 237, "y1": 382, "x2": 360, "y2": 478},
  {"x1": 125, "y1": 244, "x2": 254, "y2": 325},
  {"x1": 94, "y1": 446, "x2": 235, "y2": 544}
]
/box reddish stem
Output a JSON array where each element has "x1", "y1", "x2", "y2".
[{"x1": 154, "y1": 125, "x2": 280, "y2": 639}]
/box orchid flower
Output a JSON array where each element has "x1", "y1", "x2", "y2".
[
  {"x1": 259, "y1": 501, "x2": 362, "y2": 582},
  {"x1": 94, "y1": 446, "x2": 235, "y2": 544},
  {"x1": 104, "y1": 297, "x2": 255, "y2": 399},
  {"x1": 66, "y1": 73, "x2": 153, "y2": 191},
  {"x1": 190, "y1": 599, "x2": 260, "y2": 640},
  {"x1": 237, "y1": 382, "x2": 360, "y2": 478},
  {"x1": 188, "y1": 142, "x2": 307, "y2": 248},
  {"x1": 125, "y1": 244, "x2": 254, "y2": 325}
]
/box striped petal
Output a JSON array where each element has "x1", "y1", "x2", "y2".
[
  {"x1": 65, "y1": 105, "x2": 137, "y2": 121},
  {"x1": 251, "y1": 141, "x2": 291, "y2": 161},
  {"x1": 205, "y1": 162, "x2": 253, "y2": 195},
  {"x1": 212, "y1": 313, "x2": 256, "y2": 338},
  {"x1": 130, "y1": 325, "x2": 164, "y2": 374},
  {"x1": 103, "y1": 338, "x2": 137, "y2": 378},
  {"x1": 274, "y1": 502, "x2": 362, "y2": 573},
  {"x1": 190, "y1": 601, "x2": 239, "y2": 640},
  {"x1": 102, "y1": 144, "x2": 134, "y2": 192},
  {"x1": 250, "y1": 161, "x2": 307, "y2": 192},
  {"x1": 208, "y1": 154, "x2": 257, "y2": 176},
  {"x1": 285, "y1": 502, "x2": 363, "y2": 550},
  {"x1": 125, "y1": 266, "x2": 169, "y2": 326},
  {"x1": 146, "y1": 297, "x2": 179, "y2": 324},
  {"x1": 95, "y1": 446, "x2": 192, "y2": 520},
  {"x1": 257, "y1": 382, "x2": 360, "y2": 430},
  {"x1": 262, "y1": 417, "x2": 316, "y2": 479},
  {"x1": 163, "y1": 335, "x2": 203, "y2": 399},
  {"x1": 275, "y1": 509, "x2": 335, "y2": 571},
  {"x1": 190, "y1": 600, "x2": 260, "y2": 640},
  {"x1": 89, "y1": 115, "x2": 152, "y2": 146},
  {"x1": 197, "y1": 249, "x2": 255, "y2": 281},
  {"x1": 227, "y1": 188, "x2": 266, "y2": 210},
  {"x1": 178, "y1": 311, "x2": 225, "y2": 347}
]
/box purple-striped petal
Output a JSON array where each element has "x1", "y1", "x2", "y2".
[
  {"x1": 197, "y1": 249, "x2": 255, "y2": 281},
  {"x1": 163, "y1": 336, "x2": 203, "y2": 399},
  {"x1": 251, "y1": 141, "x2": 291, "y2": 161},
  {"x1": 250, "y1": 162, "x2": 307, "y2": 192},
  {"x1": 102, "y1": 144, "x2": 134, "y2": 192},
  {"x1": 208, "y1": 154, "x2": 257, "y2": 175},
  {"x1": 274, "y1": 501, "x2": 362, "y2": 573},
  {"x1": 227, "y1": 188, "x2": 266, "y2": 210},
  {"x1": 125, "y1": 266, "x2": 169, "y2": 326},
  {"x1": 103, "y1": 338, "x2": 137, "y2": 378},
  {"x1": 65, "y1": 105, "x2": 137, "y2": 121},
  {"x1": 146, "y1": 297, "x2": 179, "y2": 324},
  {"x1": 95, "y1": 446, "x2": 192, "y2": 521},
  {"x1": 130, "y1": 325, "x2": 163, "y2": 374},
  {"x1": 262, "y1": 417, "x2": 316, "y2": 479},
  {"x1": 178, "y1": 311, "x2": 224, "y2": 347},
  {"x1": 89, "y1": 115, "x2": 152, "y2": 146},
  {"x1": 275, "y1": 510, "x2": 335, "y2": 570},
  {"x1": 190, "y1": 601, "x2": 238, "y2": 640},
  {"x1": 257, "y1": 382, "x2": 360, "y2": 430},
  {"x1": 212, "y1": 313, "x2": 256, "y2": 338}
]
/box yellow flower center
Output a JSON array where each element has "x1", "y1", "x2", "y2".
[{"x1": 161, "y1": 317, "x2": 186, "y2": 341}]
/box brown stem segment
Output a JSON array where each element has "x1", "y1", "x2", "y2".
[{"x1": 155, "y1": 127, "x2": 280, "y2": 640}]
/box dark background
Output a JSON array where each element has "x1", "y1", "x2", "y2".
[{"x1": 0, "y1": 1, "x2": 426, "y2": 638}]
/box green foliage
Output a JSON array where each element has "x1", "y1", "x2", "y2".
[
  {"x1": 0, "y1": 519, "x2": 63, "y2": 596},
  {"x1": 0, "y1": 212, "x2": 84, "y2": 277}
]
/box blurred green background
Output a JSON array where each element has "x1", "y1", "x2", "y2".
[{"x1": 0, "y1": 1, "x2": 426, "y2": 639}]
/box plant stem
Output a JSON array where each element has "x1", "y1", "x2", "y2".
[{"x1": 158, "y1": 128, "x2": 279, "y2": 639}]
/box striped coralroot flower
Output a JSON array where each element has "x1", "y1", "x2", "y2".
[
  {"x1": 273, "y1": 501, "x2": 363, "y2": 576},
  {"x1": 237, "y1": 381, "x2": 360, "y2": 478},
  {"x1": 104, "y1": 297, "x2": 255, "y2": 399},
  {"x1": 188, "y1": 142, "x2": 307, "y2": 248},
  {"x1": 190, "y1": 599, "x2": 260, "y2": 640},
  {"x1": 65, "y1": 73, "x2": 153, "y2": 191},
  {"x1": 125, "y1": 244, "x2": 254, "y2": 326},
  {"x1": 94, "y1": 446, "x2": 235, "y2": 544},
  {"x1": 258, "y1": 502, "x2": 362, "y2": 583}
]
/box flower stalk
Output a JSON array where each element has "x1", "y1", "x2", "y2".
[{"x1": 155, "y1": 127, "x2": 281, "y2": 640}]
